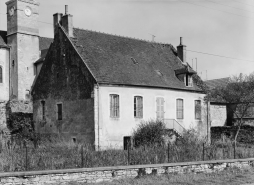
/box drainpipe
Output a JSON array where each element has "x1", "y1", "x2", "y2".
[
  {"x1": 7, "y1": 46, "x2": 11, "y2": 101},
  {"x1": 96, "y1": 83, "x2": 100, "y2": 150}
]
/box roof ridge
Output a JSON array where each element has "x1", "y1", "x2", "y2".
[
  {"x1": 205, "y1": 77, "x2": 230, "y2": 82},
  {"x1": 73, "y1": 27, "x2": 173, "y2": 46},
  {"x1": 39, "y1": 36, "x2": 54, "y2": 39}
]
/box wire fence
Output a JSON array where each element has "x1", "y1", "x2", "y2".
[{"x1": 0, "y1": 139, "x2": 253, "y2": 173}]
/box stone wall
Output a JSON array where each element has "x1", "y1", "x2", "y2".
[
  {"x1": 32, "y1": 26, "x2": 96, "y2": 145},
  {"x1": 0, "y1": 101, "x2": 9, "y2": 143},
  {"x1": 211, "y1": 125, "x2": 254, "y2": 144},
  {"x1": 0, "y1": 158, "x2": 253, "y2": 184},
  {"x1": 210, "y1": 104, "x2": 227, "y2": 127}
]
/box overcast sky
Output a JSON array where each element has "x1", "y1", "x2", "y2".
[{"x1": 0, "y1": 0, "x2": 253, "y2": 80}]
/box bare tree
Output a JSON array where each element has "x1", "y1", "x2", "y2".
[{"x1": 207, "y1": 73, "x2": 254, "y2": 146}]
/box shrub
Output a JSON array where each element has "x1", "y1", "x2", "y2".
[{"x1": 132, "y1": 120, "x2": 166, "y2": 147}]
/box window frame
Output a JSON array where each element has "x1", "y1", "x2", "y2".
[
  {"x1": 110, "y1": 94, "x2": 120, "y2": 118},
  {"x1": 195, "y1": 100, "x2": 201, "y2": 120},
  {"x1": 156, "y1": 97, "x2": 165, "y2": 120},
  {"x1": 176, "y1": 98, "x2": 184, "y2": 119},
  {"x1": 56, "y1": 103, "x2": 63, "y2": 121},
  {"x1": 185, "y1": 74, "x2": 193, "y2": 87},
  {"x1": 0, "y1": 65, "x2": 3, "y2": 84},
  {"x1": 41, "y1": 100, "x2": 46, "y2": 120},
  {"x1": 134, "y1": 96, "x2": 143, "y2": 118}
]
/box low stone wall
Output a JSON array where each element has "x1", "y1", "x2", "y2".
[
  {"x1": 0, "y1": 158, "x2": 254, "y2": 185},
  {"x1": 211, "y1": 125, "x2": 254, "y2": 144}
]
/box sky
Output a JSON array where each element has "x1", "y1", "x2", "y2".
[{"x1": 0, "y1": 0, "x2": 253, "y2": 80}]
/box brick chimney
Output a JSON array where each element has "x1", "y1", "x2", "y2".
[
  {"x1": 61, "y1": 5, "x2": 74, "y2": 37},
  {"x1": 177, "y1": 37, "x2": 186, "y2": 64},
  {"x1": 53, "y1": 13, "x2": 63, "y2": 36}
]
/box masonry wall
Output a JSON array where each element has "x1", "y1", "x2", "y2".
[
  {"x1": 0, "y1": 101, "x2": 8, "y2": 135},
  {"x1": 32, "y1": 27, "x2": 96, "y2": 145},
  {"x1": 211, "y1": 125, "x2": 254, "y2": 144},
  {"x1": 0, "y1": 48, "x2": 10, "y2": 101},
  {"x1": 6, "y1": 0, "x2": 40, "y2": 100},
  {"x1": 0, "y1": 158, "x2": 253, "y2": 185},
  {"x1": 97, "y1": 85, "x2": 206, "y2": 148},
  {"x1": 210, "y1": 104, "x2": 227, "y2": 127}
]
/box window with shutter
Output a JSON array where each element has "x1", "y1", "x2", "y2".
[
  {"x1": 110, "y1": 94, "x2": 119, "y2": 118},
  {"x1": 176, "y1": 99, "x2": 184, "y2": 119},
  {"x1": 156, "y1": 97, "x2": 164, "y2": 120},
  {"x1": 195, "y1": 100, "x2": 201, "y2": 120},
  {"x1": 0, "y1": 66, "x2": 2, "y2": 83},
  {"x1": 134, "y1": 96, "x2": 143, "y2": 118}
]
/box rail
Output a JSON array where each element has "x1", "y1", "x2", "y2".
[{"x1": 163, "y1": 119, "x2": 185, "y2": 136}]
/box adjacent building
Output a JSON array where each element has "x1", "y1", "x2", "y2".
[{"x1": 0, "y1": 0, "x2": 52, "y2": 136}]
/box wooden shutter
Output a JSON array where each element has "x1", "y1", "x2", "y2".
[{"x1": 156, "y1": 97, "x2": 164, "y2": 120}]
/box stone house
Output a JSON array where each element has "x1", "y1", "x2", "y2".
[{"x1": 31, "y1": 6, "x2": 207, "y2": 149}]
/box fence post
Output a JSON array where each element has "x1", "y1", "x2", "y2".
[
  {"x1": 233, "y1": 142, "x2": 236, "y2": 159},
  {"x1": 167, "y1": 143, "x2": 170, "y2": 163},
  {"x1": 127, "y1": 141, "x2": 130, "y2": 165},
  {"x1": 25, "y1": 144, "x2": 28, "y2": 171},
  {"x1": 81, "y1": 145, "x2": 84, "y2": 168},
  {"x1": 202, "y1": 143, "x2": 205, "y2": 161}
]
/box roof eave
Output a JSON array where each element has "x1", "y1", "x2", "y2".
[{"x1": 98, "y1": 82, "x2": 205, "y2": 94}]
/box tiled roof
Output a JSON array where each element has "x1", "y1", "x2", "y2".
[
  {"x1": 0, "y1": 30, "x2": 52, "y2": 50},
  {"x1": 70, "y1": 28, "x2": 202, "y2": 92},
  {"x1": 0, "y1": 31, "x2": 7, "y2": 47},
  {"x1": 205, "y1": 77, "x2": 230, "y2": 89},
  {"x1": 39, "y1": 37, "x2": 53, "y2": 50},
  {"x1": 35, "y1": 49, "x2": 49, "y2": 64},
  {"x1": 175, "y1": 66, "x2": 196, "y2": 75}
]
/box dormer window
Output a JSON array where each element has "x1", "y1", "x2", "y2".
[
  {"x1": 175, "y1": 65, "x2": 196, "y2": 87},
  {"x1": 185, "y1": 74, "x2": 193, "y2": 87}
]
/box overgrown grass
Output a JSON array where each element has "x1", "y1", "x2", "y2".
[{"x1": 1, "y1": 130, "x2": 254, "y2": 172}]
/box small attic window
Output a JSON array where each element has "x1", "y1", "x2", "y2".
[
  {"x1": 185, "y1": 74, "x2": 193, "y2": 87},
  {"x1": 131, "y1": 57, "x2": 138, "y2": 64},
  {"x1": 155, "y1": 70, "x2": 163, "y2": 77}
]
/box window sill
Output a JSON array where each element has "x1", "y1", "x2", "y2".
[{"x1": 110, "y1": 117, "x2": 120, "y2": 120}]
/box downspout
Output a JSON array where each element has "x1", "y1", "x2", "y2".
[
  {"x1": 8, "y1": 46, "x2": 11, "y2": 101},
  {"x1": 96, "y1": 83, "x2": 100, "y2": 150}
]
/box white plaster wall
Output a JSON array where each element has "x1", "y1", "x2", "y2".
[
  {"x1": 210, "y1": 104, "x2": 227, "y2": 127},
  {"x1": 0, "y1": 48, "x2": 10, "y2": 101},
  {"x1": 97, "y1": 85, "x2": 205, "y2": 148}
]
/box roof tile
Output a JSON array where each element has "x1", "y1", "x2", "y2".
[{"x1": 71, "y1": 28, "x2": 202, "y2": 91}]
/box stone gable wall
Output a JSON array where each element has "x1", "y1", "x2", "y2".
[
  {"x1": 32, "y1": 27, "x2": 96, "y2": 144},
  {"x1": 0, "y1": 158, "x2": 253, "y2": 184}
]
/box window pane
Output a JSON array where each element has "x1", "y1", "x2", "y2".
[
  {"x1": 195, "y1": 100, "x2": 201, "y2": 120},
  {"x1": 177, "y1": 99, "x2": 184, "y2": 119},
  {"x1": 110, "y1": 94, "x2": 119, "y2": 118},
  {"x1": 0, "y1": 66, "x2": 2, "y2": 83},
  {"x1": 134, "y1": 96, "x2": 143, "y2": 118},
  {"x1": 57, "y1": 104, "x2": 62, "y2": 120}
]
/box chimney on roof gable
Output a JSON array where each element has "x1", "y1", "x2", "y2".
[
  {"x1": 61, "y1": 5, "x2": 74, "y2": 37},
  {"x1": 53, "y1": 13, "x2": 63, "y2": 36},
  {"x1": 177, "y1": 37, "x2": 187, "y2": 64}
]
